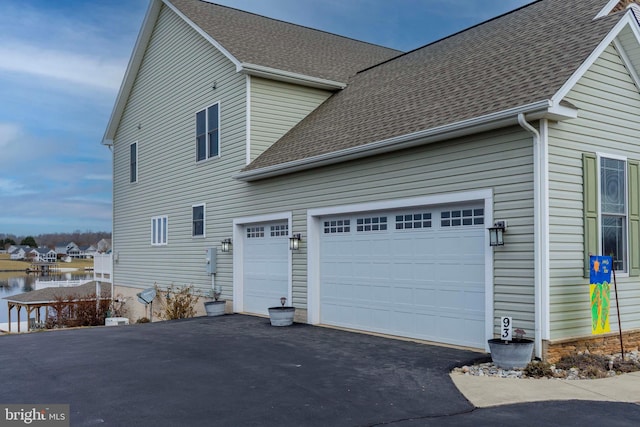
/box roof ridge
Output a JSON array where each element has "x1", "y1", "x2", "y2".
[
  {"x1": 356, "y1": 0, "x2": 542, "y2": 75},
  {"x1": 196, "y1": 0, "x2": 402, "y2": 53}
]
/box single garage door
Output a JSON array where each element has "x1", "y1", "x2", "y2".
[
  {"x1": 243, "y1": 222, "x2": 289, "y2": 315},
  {"x1": 320, "y1": 204, "x2": 485, "y2": 348}
]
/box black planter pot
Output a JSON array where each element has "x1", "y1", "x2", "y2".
[{"x1": 488, "y1": 338, "x2": 534, "y2": 369}]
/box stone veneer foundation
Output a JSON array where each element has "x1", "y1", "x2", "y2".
[{"x1": 543, "y1": 329, "x2": 640, "y2": 363}]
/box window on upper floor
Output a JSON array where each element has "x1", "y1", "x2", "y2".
[
  {"x1": 600, "y1": 156, "x2": 627, "y2": 272},
  {"x1": 192, "y1": 204, "x2": 205, "y2": 237},
  {"x1": 151, "y1": 216, "x2": 168, "y2": 246},
  {"x1": 196, "y1": 103, "x2": 219, "y2": 162},
  {"x1": 130, "y1": 142, "x2": 138, "y2": 183}
]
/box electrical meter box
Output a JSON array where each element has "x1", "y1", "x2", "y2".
[{"x1": 206, "y1": 248, "x2": 217, "y2": 274}]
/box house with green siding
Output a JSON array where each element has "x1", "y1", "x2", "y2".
[{"x1": 103, "y1": 0, "x2": 640, "y2": 360}]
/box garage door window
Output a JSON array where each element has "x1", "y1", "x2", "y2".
[
  {"x1": 396, "y1": 213, "x2": 432, "y2": 230},
  {"x1": 247, "y1": 226, "x2": 265, "y2": 238},
  {"x1": 441, "y1": 208, "x2": 484, "y2": 227},
  {"x1": 356, "y1": 216, "x2": 387, "y2": 232},
  {"x1": 324, "y1": 219, "x2": 350, "y2": 234},
  {"x1": 270, "y1": 224, "x2": 289, "y2": 237}
]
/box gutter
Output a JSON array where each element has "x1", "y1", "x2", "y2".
[
  {"x1": 517, "y1": 113, "x2": 548, "y2": 360},
  {"x1": 235, "y1": 100, "x2": 555, "y2": 182}
]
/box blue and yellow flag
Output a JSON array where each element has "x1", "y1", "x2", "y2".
[{"x1": 590, "y1": 256, "x2": 611, "y2": 335}]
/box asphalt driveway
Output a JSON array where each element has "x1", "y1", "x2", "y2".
[{"x1": 1, "y1": 315, "x2": 639, "y2": 426}]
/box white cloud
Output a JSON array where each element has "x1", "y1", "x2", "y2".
[
  {"x1": 0, "y1": 178, "x2": 36, "y2": 197},
  {"x1": 0, "y1": 42, "x2": 125, "y2": 91},
  {"x1": 85, "y1": 174, "x2": 112, "y2": 181},
  {"x1": 0, "y1": 123, "x2": 20, "y2": 148}
]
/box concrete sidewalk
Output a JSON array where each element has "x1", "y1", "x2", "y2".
[{"x1": 451, "y1": 371, "x2": 640, "y2": 407}]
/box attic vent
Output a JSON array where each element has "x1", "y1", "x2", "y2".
[{"x1": 611, "y1": 0, "x2": 640, "y2": 13}]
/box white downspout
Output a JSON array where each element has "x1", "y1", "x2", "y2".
[{"x1": 517, "y1": 113, "x2": 547, "y2": 359}]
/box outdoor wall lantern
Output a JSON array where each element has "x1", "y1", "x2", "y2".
[
  {"x1": 289, "y1": 234, "x2": 302, "y2": 251},
  {"x1": 221, "y1": 238, "x2": 232, "y2": 253},
  {"x1": 488, "y1": 221, "x2": 507, "y2": 247}
]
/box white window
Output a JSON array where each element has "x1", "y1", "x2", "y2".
[
  {"x1": 192, "y1": 204, "x2": 205, "y2": 237},
  {"x1": 130, "y1": 142, "x2": 138, "y2": 183},
  {"x1": 247, "y1": 226, "x2": 264, "y2": 238},
  {"x1": 196, "y1": 103, "x2": 220, "y2": 161},
  {"x1": 440, "y1": 208, "x2": 484, "y2": 227},
  {"x1": 151, "y1": 216, "x2": 168, "y2": 246},
  {"x1": 323, "y1": 219, "x2": 350, "y2": 234},
  {"x1": 270, "y1": 224, "x2": 288, "y2": 237},
  {"x1": 395, "y1": 213, "x2": 432, "y2": 230},
  {"x1": 600, "y1": 156, "x2": 627, "y2": 271},
  {"x1": 356, "y1": 216, "x2": 387, "y2": 232}
]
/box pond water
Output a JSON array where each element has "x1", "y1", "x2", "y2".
[{"x1": 0, "y1": 272, "x2": 93, "y2": 330}]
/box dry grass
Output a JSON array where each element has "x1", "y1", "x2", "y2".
[{"x1": 0, "y1": 253, "x2": 93, "y2": 271}]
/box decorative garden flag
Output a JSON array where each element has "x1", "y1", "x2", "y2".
[{"x1": 590, "y1": 256, "x2": 611, "y2": 335}]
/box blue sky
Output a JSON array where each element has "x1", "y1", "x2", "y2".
[{"x1": 0, "y1": 0, "x2": 532, "y2": 237}]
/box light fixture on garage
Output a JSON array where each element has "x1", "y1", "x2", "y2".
[
  {"x1": 289, "y1": 234, "x2": 301, "y2": 251},
  {"x1": 488, "y1": 221, "x2": 507, "y2": 247},
  {"x1": 221, "y1": 238, "x2": 232, "y2": 252}
]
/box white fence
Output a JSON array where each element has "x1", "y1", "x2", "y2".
[{"x1": 93, "y1": 253, "x2": 113, "y2": 283}]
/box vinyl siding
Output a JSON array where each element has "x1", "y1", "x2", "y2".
[
  {"x1": 112, "y1": 4, "x2": 246, "y2": 292},
  {"x1": 548, "y1": 43, "x2": 640, "y2": 340},
  {"x1": 249, "y1": 77, "x2": 332, "y2": 162},
  {"x1": 233, "y1": 127, "x2": 536, "y2": 335},
  {"x1": 112, "y1": 4, "x2": 536, "y2": 336}
]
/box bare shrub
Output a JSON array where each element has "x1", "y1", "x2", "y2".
[{"x1": 155, "y1": 284, "x2": 199, "y2": 320}]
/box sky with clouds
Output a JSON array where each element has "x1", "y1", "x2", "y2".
[{"x1": 0, "y1": 0, "x2": 531, "y2": 237}]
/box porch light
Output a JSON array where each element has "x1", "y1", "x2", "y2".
[
  {"x1": 289, "y1": 234, "x2": 301, "y2": 251},
  {"x1": 221, "y1": 238, "x2": 232, "y2": 253},
  {"x1": 488, "y1": 221, "x2": 507, "y2": 247}
]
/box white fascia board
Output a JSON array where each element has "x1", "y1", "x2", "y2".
[
  {"x1": 595, "y1": 0, "x2": 621, "y2": 19},
  {"x1": 552, "y1": 12, "x2": 638, "y2": 106},
  {"x1": 234, "y1": 100, "x2": 552, "y2": 182},
  {"x1": 240, "y1": 63, "x2": 346, "y2": 90},
  {"x1": 614, "y1": 37, "x2": 640, "y2": 90},
  {"x1": 102, "y1": 0, "x2": 162, "y2": 145},
  {"x1": 162, "y1": 0, "x2": 241, "y2": 69}
]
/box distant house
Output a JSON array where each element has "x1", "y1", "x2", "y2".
[
  {"x1": 28, "y1": 248, "x2": 57, "y2": 263},
  {"x1": 9, "y1": 246, "x2": 30, "y2": 260},
  {"x1": 55, "y1": 242, "x2": 81, "y2": 258},
  {"x1": 95, "y1": 239, "x2": 111, "y2": 253},
  {"x1": 78, "y1": 245, "x2": 97, "y2": 259}
]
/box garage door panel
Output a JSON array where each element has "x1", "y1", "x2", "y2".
[
  {"x1": 243, "y1": 222, "x2": 288, "y2": 315},
  {"x1": 320, "y1": 204, "x2": 486, "y2": 348}
]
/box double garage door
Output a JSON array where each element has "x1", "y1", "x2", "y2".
[
  {"x1": 242, "y1": 203, "x2": 486, "y2": 348},
  {"x1": 320, "y1": 204, "x2": 486, "y2": 348}
]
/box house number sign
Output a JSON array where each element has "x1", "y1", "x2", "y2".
[{"x1": 501, "y1": 316, "x2": 513, "y2": 341}]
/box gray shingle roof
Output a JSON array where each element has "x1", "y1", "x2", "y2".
[
  {"x1": 3, "y1": 282, "x2": 110, "y2": 304},
  {"x1": 168, "y1": 0, "x2": 402, "y2": 83},
  {"x1": 243, "y1": 0, "x2": 623, "y2": 172}
]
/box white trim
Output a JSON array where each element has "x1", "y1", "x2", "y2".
[
  {"x1": 195, "y1": 101, "x2": 221, "y2": 163},
  {"x1": 102, "y1": 0, "x2": 162, "y2": 144},
  {"x1": 129, "y1": 141, "x2": 138, "y2": 184},
  {"x1": 239, "y1": 63, "x2": 346, "y2": 90},
  {"x1": 151, "y1": 215, "x2": 169, "y2": 246},
  {"x1": 540, "y1": 120, "x2": 551, "y2": 342},
  {"x1": 596, "y1": 152, "x2": 630, "y2": 277},
  {"x1": 306, "y1": 189, "x2": 494, "y2": 351},
  {"x1": 235, "y1": 100, "x2": 553, "y2": 181},
  {"x1": 613, "y1": 37, "x2": 640, "y2": 91},
  {"x1": 246, "y1": 75, "x2": 251, "y2": 165},
  {"x1": 552, "y1": 14, "x2": 638, "y2": 105},
  {"x1": 232, "y1": 211, "x2": 293, "y2": 314},
  {"x1": 191, "y1": 203, "x2": 206, "y2": 238},
  {"x1": 595, "y1": 0, "x2": 622, "y2": 19},
  {"x1": 162, "y1": 0, "x2": 241, "y2": 69}
]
